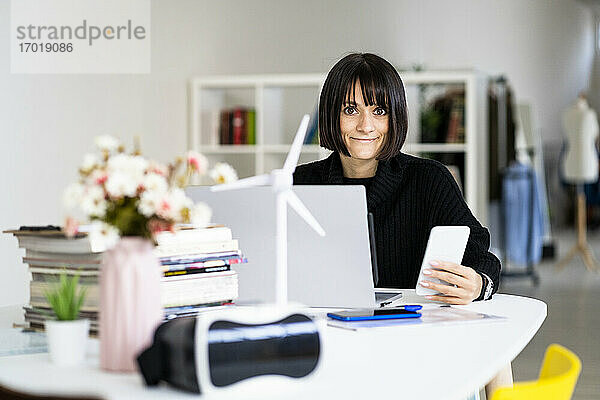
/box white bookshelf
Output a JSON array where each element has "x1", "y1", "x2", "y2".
[{"x1": 189, "y1": 71, "x2": 488, "y2": 224}]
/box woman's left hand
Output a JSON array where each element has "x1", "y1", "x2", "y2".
[{"x1": 419, "y1": 260, "x2": 482, "y2": 305}]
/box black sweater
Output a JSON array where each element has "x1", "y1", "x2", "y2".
[{"x1": 293, "y1": 152, "x2": 501, "y2": 296}]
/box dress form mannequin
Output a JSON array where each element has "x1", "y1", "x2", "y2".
[
  {"x1": 561, "y1": 97, "x2": 599, "y2": 182},
  {"x1": 558, "y1": 96, "x2": 599, "y2": 271}
]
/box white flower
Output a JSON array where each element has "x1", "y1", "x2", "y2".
[
  {"x1": 149, "y1": 188, "x2": 193, "y2": 221},
  {"x1": 187, "y1": 151, "x2": 209, "y2": 175},
  {"x1": 94, "y1": 135, "x2": 120, "y2": 153},
  {"x1": 80, "y1": 153, "x2": 99, "y2": 172},
  {"x1": 138, "y1": 189, "x2": 164, "y2": 218},
  {"x1": 88, "y1": 221, "x2": 119, "y2": 251},
  {"x1": 169, "y1": 188, "x2": 193, "y2": 210},
  {"x1": 107, "y1": 154, "x2": 148, "y2": 180},
  {"x1": 105, "y1": 171, "x2": 138, "y2": 198},
  {"x1": 190, "y1": 202, "x2": 212, "y2": 227},
  {"x1": 209, "y1": 162, "x2": 238, "y2": 184},
  {"x1": 165, "y1": 188, "x2": 193, "y2": 221},
  {"x1": 80, "y1": 185, "x2": 107, "y2": 217},
  {"x1": 142, "y1": 173, "x2": 168, "y2": 193}
]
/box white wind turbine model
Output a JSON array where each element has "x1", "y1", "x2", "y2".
[{"x1": 211, "y1": 114, "x2": 326, "y2": 306}]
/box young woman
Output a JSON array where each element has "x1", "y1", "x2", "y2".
[{"x1": 293, "y1": 53, "x2": 500, "y2": 305}]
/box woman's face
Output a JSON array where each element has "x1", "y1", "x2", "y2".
[{"x1": 339, "y1": 83, "x2": 389, "y2": 161}]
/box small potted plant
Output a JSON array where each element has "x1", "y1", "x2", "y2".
[{"x1": 44, "y1": 273, "x2": 89, "y2": 366}]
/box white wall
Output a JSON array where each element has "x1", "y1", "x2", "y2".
[{"x1": 0, "y1": 0, "x2": 594, "y2": 306}]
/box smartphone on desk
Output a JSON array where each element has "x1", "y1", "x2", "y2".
[{"x1": 327, "y1": 308, "x2": 421, "y2": 322}]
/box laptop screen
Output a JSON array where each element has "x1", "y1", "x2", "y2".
[{"x1": 186, "y1": 185, "x2": 377, "y2": 308}]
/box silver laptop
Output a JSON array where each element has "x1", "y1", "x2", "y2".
[{"x1": 186, "y1": 185, "x2": 377, "y2": 308}]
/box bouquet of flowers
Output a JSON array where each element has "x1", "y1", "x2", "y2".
[{"x1": 63, "y1": 135, "x2": 237, "y2": 245}]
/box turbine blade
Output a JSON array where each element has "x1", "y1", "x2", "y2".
[
  {"x1": 210, "y1": 174, "x2": 271, "y2": 192},
  {"x1": 286, "y1": 190, "x2": 326, "y2": 236},
  {"x1": 283, "y1": 114, "x2": 311, "y2": 173}
]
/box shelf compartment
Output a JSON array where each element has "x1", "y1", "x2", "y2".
[
  {"x1": 196, "y1": 87, "x2": 256, "y2": 146},
  {"x1": 262, "y1": 86, "x2": 320, "y2": 146}
]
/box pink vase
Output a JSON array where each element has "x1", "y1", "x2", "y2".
[{"x1": 99, "y1": 237, "x2": 163, "y2": 372}]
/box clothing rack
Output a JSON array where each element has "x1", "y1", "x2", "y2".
[{"x1": 489, "y1": 76, "x2": 540, "y2": 286}]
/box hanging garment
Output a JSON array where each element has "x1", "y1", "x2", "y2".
[
  {"x1": 502, "y1": 162, "x2": 544, "y2": 266},
  {"x1": 488, "y1": 79, "x2": 517, "y2": 201}
]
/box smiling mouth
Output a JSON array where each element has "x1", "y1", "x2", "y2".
[{"x1": 350, "y1": 137, "x2": 379, "y2": 143}]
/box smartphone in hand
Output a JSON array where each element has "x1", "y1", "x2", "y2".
[{"x1": 415, "y1": 226, "x2": 470, "y2": 296}]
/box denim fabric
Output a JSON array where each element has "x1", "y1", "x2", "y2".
[{"x1": 502, "y1": 162, "x2": 544, "y2": 266}]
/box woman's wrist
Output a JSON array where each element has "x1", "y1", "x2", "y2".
[{"x1": 476, "y1": 272, "x2": 494, "y2": 301}]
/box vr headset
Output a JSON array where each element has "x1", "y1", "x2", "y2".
[{"x1": 138, "y1": 308, "x2": 321, "y2": 393}]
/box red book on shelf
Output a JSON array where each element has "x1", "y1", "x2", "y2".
[
  {"x1": 232, "y1": 108, "x2": 243, "y2": 145},
  {"x1": 241, "y1": 109, "x2": 248, "y2": 144}
]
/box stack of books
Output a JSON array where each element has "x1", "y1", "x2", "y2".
[
  {"x1": 5, "y1": 225, "x2": 247, "y2": 335},
  {"x1": 155, "y1": 226, "x2": 246, "y2": 320}
]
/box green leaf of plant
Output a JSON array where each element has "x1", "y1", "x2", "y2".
[{"x1": 43, "y1": 271, "x2": 88, "y2": 321}]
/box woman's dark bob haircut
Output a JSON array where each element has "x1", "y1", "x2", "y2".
[{"x1": 319, "y1": 53, "x2": 408, "y2": 160}]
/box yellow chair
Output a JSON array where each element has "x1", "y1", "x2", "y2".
[{"x1": 491, "y1": 344, "x2": 582, "y2": 400}]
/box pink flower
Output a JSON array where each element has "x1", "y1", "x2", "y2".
[
  {"x1": 186, "y1": 151, "x2": 208, "y2": 174},
  {"x1": 157, "y1": 199, "x2": 172, "y2": 219},
  {"x1": 63, "y1": 217, "x2": 79, "y2": 238},
  {"x1": 96, "y1": 174, "x2": 108, "y2": 185},
  {"x1": 89, "y1": 169, "x2": 108, "y2": 186}
]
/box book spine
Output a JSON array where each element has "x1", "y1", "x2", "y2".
[
  {"x1": 24, "y1": 249, "x2": 103, "y2": 262},
  {"x1": 154, "y1": 227, "x2": 232, "y2": 246},
  {"x1": 241, "y1": 109, "x2": 248, "y2": 145},
  {"x1": 161, "y1": 273, "x2": 238, "y2": 307},
  {"x1": 161, "y1": 270, "x2": 235, "y2": 282},
  {"x1": 228, "y1": 110, "x2": 234, "y2": 145},
  {"x1": 159, "y1": 250, "x2": 242, "y2": 265},
  {"x1": 29, "y1": 267, "x2": 99, "y2": 275},
  {"x1": 153, "y1": 240, "x2": 239, "y2": 258},
  {"x1": 247, "y1": 110, "x2": 256, "y2": 145},
  {"x1": 220, "y1": 109, "x2": 229, "y2": 145},
  {"x1": 17, "y1": 236, "x2": 99, "y2": 254},
  {"x1": 163, "y1": 265, "x2": 230, "y2": 277},
  {"x1": 24, "y1": 259, "x2": 100, "y2": 269},
  {"x1": 162, "y1": 256, "x2": 246, "y2": 271},
  {"x1": 232, "y1": 108, "x2": 243, "y2": 145}
]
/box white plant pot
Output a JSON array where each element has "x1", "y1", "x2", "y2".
[{"x1": 45, "y1": 319, "x2": 90, "y2": 366}]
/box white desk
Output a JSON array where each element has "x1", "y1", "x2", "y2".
[{"x1": 0, "y1": 293, "x2": 546, "y2": 400}]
